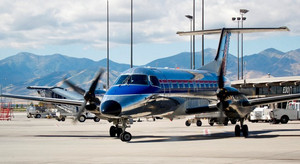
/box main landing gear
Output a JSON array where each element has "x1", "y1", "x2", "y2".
[
  {"x1": 109, "y1": 118, "x2": 132, "y2": 142},
  {"x1": 234, "y1": 119, "x2": 248, "y2": 137}
]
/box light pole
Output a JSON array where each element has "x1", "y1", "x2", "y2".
[
  {"x1": 185, "y1": 15, "x2": 193, "y2": 69},
  {"x1": 240, "y1": 9, "x2": 249, "y2": 79},
  {"x1": 192, "y1": 0, "x2": 195, "y2": 69},
  {"x1": 201, "y1": 0, "x2": 204, "y2": 66},
  {"x1": 130, "y1": 0, "x2": 133, "y2": 68},
  {"x1": 106, "y1": 0, "x2": 110, "y2": 89},
  {"x1": 232, "y1": 16, "x2": 241, "y2": 80}
]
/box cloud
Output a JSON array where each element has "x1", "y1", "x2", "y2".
[{"x1": 0, "y1": 0, "x2": 298, "y2": 50}]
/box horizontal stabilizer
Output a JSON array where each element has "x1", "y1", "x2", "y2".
[{"x1": 177, "y1": 27, "x2": 289, "y2": 36}]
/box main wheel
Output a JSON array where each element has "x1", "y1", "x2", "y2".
[
  {"x1": 78, "y1": 115, "x2": 86, "y2": 122},
  {"x1": 242, "y1": 125, "x2": 249, "y2": 137},
  {"x1": 109, "y1": 126, "x2": 117, "y2": 137},
  {"x1": 94, "y1": 117, "x2": 100, "y2": 122},
  {"x1": 120, "y1": 132, "x2": 132, "y2": 142},
  {"x1": 35, "y1": 114, "x2": 41, "y2": 118},
  {"x1": 196, "y1": 120, "x2": 202, "y2": 127},
  {"x1": 61, "y1": 117, "x2": 65, "y2": 122},
  {"x1": 185, "y1": 120, "x2": 191, "y2": 126},
  {"x1": 235, "y1": 125, "x2": 241, "y2": 137}
]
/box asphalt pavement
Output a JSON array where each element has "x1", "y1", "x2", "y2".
[{"x1": 0, "y1": 112, "x2": 300, "y2": 163}]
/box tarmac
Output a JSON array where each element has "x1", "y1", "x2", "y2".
[{"x1": 1, "y1": 112, "x2": 300, "y2": 164}]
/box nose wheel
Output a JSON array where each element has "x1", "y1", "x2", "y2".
[
  {"x1": 109, "y1": 118, "x2": 132, "y2": 142},
  {"x1": 120, "y1": 132, "x2": 132, "y2": 142},
  {"x1": 234, "y1": 119, "x2": 249, "y2": 137},
  {"x1": 109, "y1": 126, "x2": 122, "y2": 137}
]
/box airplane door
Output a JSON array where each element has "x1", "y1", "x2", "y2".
[{"x1": 155, "y1": 69, "x2": 169, "y2": 95}]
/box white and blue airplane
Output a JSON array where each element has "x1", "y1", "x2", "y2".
[{"x1": 2, "y1": 27, "x2": 300, "y2": 142}]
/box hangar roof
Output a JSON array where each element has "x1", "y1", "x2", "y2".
[{"x1": 231, "y1": 76, "x2": 300, "y2": 88}]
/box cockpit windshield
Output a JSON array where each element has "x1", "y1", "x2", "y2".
[{"x1": 114, "y1": 75, "x2": 149, "y2": 85}]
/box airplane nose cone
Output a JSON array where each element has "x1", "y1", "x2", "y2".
[{"x1": 101, "y1": 100, "x2": 121, "y2": 116}]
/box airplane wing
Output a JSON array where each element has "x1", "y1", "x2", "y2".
[
  {"x1": 248, "y1": 93, "x2": 300, "y2": 106},
  {"x1": 185, "y1": 104, "x2": 219, "y2": 115},
  {"x1": 185, "y1": 93, "x2": 300, "y2": 115},
  {"x1": 1, "y1": 93, "x2": 84, "y2": 106}
]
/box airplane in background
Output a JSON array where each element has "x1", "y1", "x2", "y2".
[
  {"x1": 2, "y1": 26, "x2": 300, "y2": 142},
  {"x1": 26, "y1": 85, "x2": 104, "y2": 122}
]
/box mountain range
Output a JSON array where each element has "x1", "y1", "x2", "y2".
[{"x1": 0, "y1": 48, "x2": 299, "y2": 94}]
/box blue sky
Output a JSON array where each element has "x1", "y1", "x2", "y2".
[{"x1": 0, "y1": 0, "x2": 299, "y2": 66}]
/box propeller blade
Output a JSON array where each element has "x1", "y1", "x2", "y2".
[
  {"x1": 218, "y1": 59, "x2": 225, "y2": 89},
  {"x1": 89, "y1": 68, "x2": 105, "y2": 94},
  {"x1": 63, "y1": 78, "x2": 86, "y2": 96},
  {"x1": 218, "y1": 102, "x2": 226, "y2": 124},
  {"x1": 84, "y1": 68, "x2": 105, "y2": 101},
  {"x1": 216, "y1": 60, "x2": 228, "y2": 125}
]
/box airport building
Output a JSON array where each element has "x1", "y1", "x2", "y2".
[
  {"x1": 232, "y1": 76, "x2": 300, "y2": 108},
  {"x1": 232, "y1": 76, "x2": 300, "y2": 96}
]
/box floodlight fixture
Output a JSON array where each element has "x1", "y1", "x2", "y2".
[{"x1": 240, "y1": 9, "x2": 249, "y2": 14}]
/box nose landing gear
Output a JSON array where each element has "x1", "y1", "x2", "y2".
[{"x1": 109, "y1": 118, "x2": 132, "y2": 142}]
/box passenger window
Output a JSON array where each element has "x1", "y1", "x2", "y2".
[
  {"x1": 190, "y1": 83, "x2": 194, "y2": 88},
  {"x1": 150, "y1": 76, "x2": 160, "y2": 87},
  {"x1": 164, "y1": 84, "x2": 169, "y2": 89},
  {"x1": 179, "y1": 84, "x2": 183, "y2": 88},
  {"x1": 172, "y1": 83, "x2": 178, "y2": 89}
]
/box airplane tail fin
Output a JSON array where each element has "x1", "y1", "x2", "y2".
[
  {"x1": 198, "y1": 29, "x2": 230, "y2": 74},
  {"x1": 177, "y1": 27, "x2": 289, "y2": 74}
]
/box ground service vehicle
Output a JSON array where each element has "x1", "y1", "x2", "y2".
[
  {"x1": 78, "y1": 112, "x2": 100, "y2": 122},
  {"x1": 185, "y1": 112, "x2": 237, "y2": 127},
  {"x1": 270, "y1": 101, "x2": 300, "y2": 124},
  {"x1": 249, "y1": 106, "x2": 272, "y2": 122},
  {"x1": 26, "y1": 105, "x2": 54, "y2": 118}
]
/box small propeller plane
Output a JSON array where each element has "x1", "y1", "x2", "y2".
[{"x1": 2, "y1": 26, "x2": 300, "y2": 142}]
